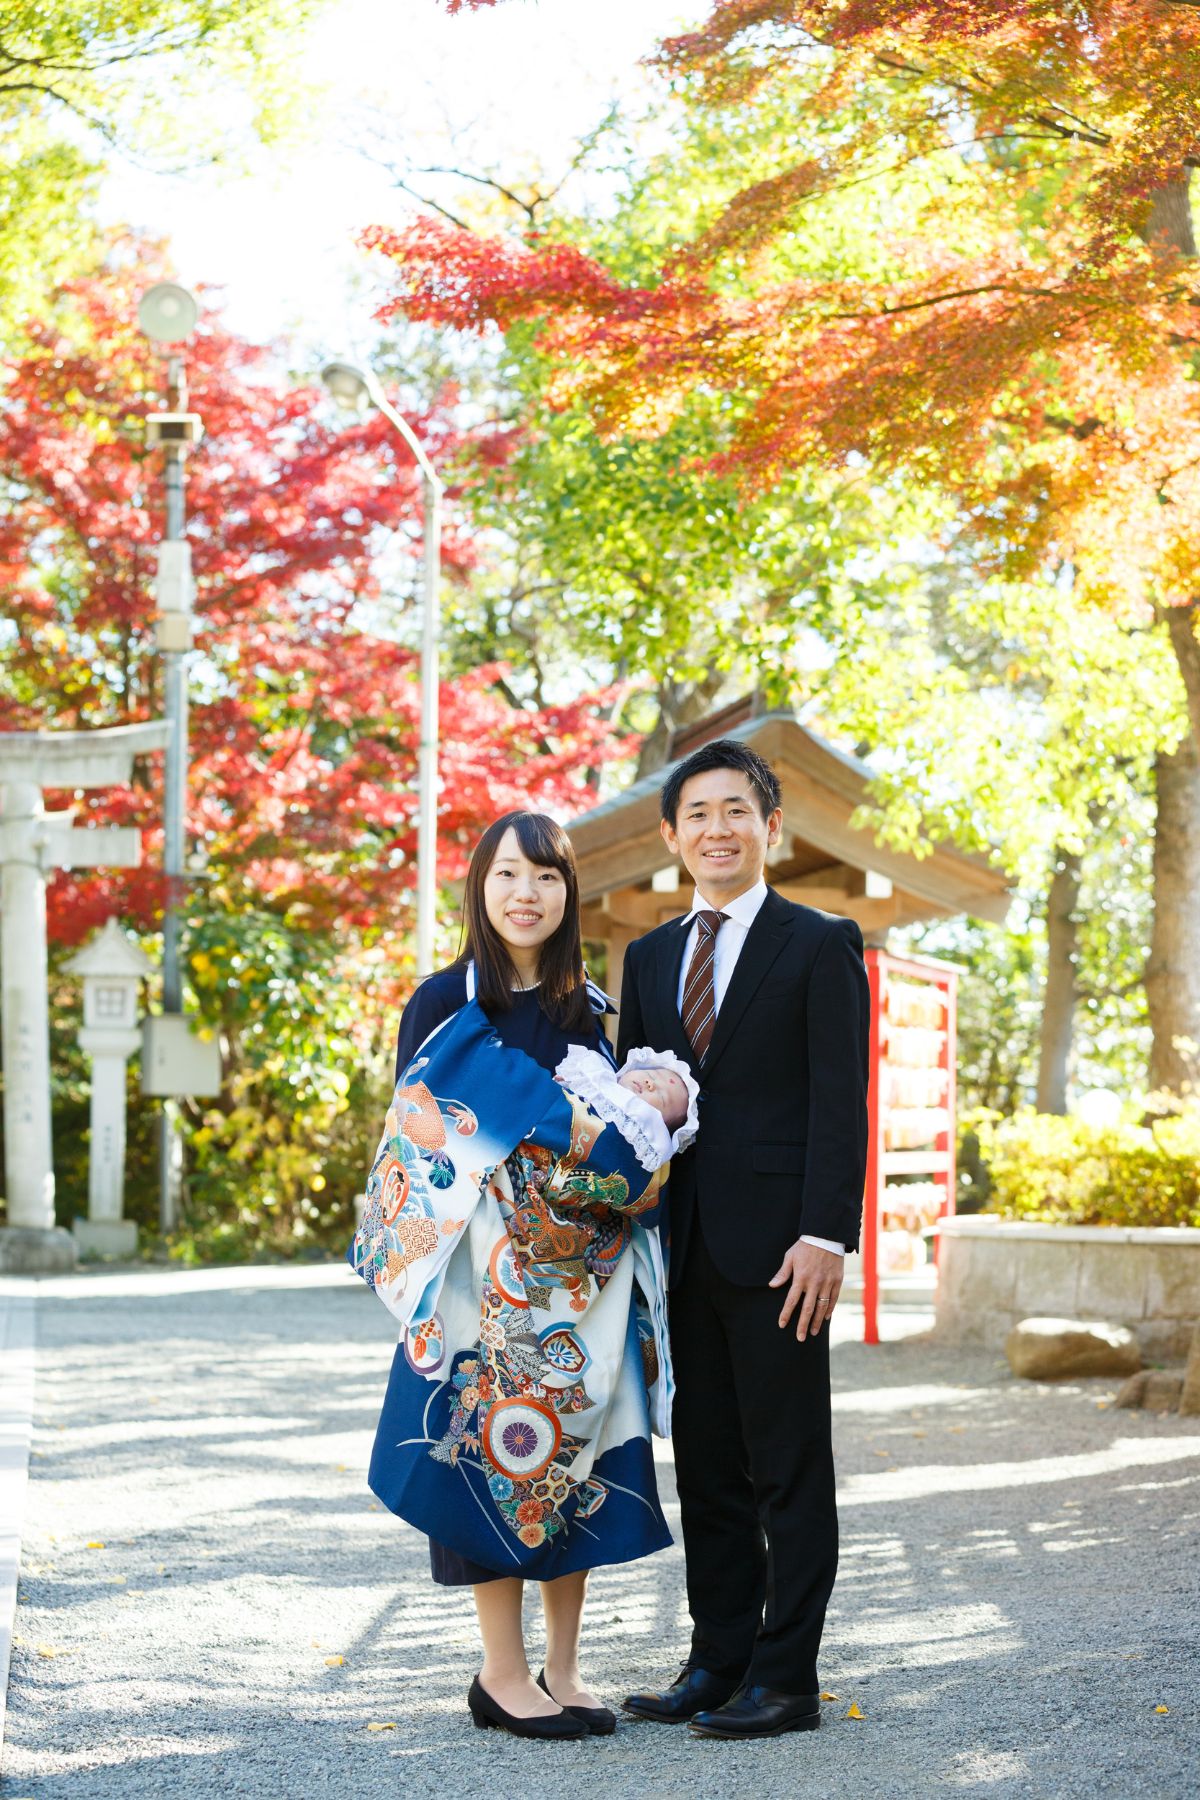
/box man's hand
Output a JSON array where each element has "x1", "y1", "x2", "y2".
[{"x1": 768, "y1": 1240, "x2": 844, "y2": 1340}]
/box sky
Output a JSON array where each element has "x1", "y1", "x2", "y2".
[{"x1": 102, "y1": 0, "x2": 694, "y2": 354}]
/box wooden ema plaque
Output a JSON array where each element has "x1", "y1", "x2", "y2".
[{"x1": 861, "y1": 948, "x2": 960, "y2": 1346}]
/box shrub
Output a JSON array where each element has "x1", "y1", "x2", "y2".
[{"x1": 969, "y1": 1109, "x2": 1200, "y2": 1229}]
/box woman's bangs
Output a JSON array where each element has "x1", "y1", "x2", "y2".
[{"x1": 509, "y1": 812, "x2": 576, "y2": 881}]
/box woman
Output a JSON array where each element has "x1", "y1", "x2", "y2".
[{"x1": 354, "y1": 811, "x2": 673, "y2": 1741}]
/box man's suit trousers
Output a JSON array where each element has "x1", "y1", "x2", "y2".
[{"x1": 669, "y1": 1222, "x2": 839, "y2": 1693}]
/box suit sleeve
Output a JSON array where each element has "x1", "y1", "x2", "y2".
[
  {"x1": 801, "y1": 918, "x2": 870, "y2": 1252},
  {"x1": 615, "y1": 939, "x2": 647, "y2": 1068}
]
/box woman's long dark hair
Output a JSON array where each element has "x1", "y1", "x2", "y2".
[{"x1": 454, "y1": 811, "x2": 591, "y2": 1032}]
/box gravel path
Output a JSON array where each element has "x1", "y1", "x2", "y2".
[{"x1": 2, "y1": 1263, "x2": 1198, "y2": 1800}]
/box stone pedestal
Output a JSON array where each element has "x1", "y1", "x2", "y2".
[
  {"x1": 72, "y1": 1218, "x2": 138, "y2": 1259},
  {"x1": 0, "y1": 1227, "x2": 77, "y2": 1274},
  {"x1": 0, "y1": 788, "x2": 55, "y2": 1230}
]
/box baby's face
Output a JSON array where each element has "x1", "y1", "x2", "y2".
[{"x1": 617, "y1": 1066, "x2": 689, "y2": 1132}]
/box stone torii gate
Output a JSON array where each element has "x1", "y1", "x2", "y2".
[{"x1": 0, "y1": 723, "x2": 169, "y2": 1271}]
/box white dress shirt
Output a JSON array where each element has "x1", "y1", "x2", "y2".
[{"x1": 678, "y1": 879, "x2": 846, "y2": 1260}]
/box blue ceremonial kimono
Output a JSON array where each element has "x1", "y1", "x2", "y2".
[{"x1": 352, "y1": 975, "x2": 673, "y2": 1583}]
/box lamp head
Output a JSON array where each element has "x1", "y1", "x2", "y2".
[
  {"x1": 138, "y1": 282, "x2": 199, "y2": 344},
  {"x1": 321, "y1": 360, "x2": 372, "y2": 412}
]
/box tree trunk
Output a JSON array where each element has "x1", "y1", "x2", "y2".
[
  {"x1": 1144, "y1": 173, "x2": 1198, "y2": 258},
  {"x1": 1165, "y1": 600, "x2": 1200, "y2": 757},
  {"x1": 635, "y1": 670, "x2": 729, "y2": 776},
  {"x1": 1143, "y1": 173, "x2": 1200, "y2": 757},
  {"x1": 1146, "y1": 741, "x2": 1200, "y2": 1100},
  {"x1": 1036, "y1": 848, "x2": 1082, "y2": 1113}
]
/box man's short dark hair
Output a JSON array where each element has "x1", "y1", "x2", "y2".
[{"x1": 660, "y1": 738, "x2": 782, "y2": 828}]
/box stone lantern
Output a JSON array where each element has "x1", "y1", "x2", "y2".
[{"x1": 65, "y1": 918, "x2": 153, "y2": 1257}]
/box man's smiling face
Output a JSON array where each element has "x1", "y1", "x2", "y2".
[{"x1": 661, "y1": 767, "x2": 782, "y2": 904}]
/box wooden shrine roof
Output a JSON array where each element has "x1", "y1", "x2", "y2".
[{"x1": 567, "y1": 710, "x2": 1011, "y2": 937}]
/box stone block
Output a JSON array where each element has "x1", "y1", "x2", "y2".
[
  {"x1": 1143, "y1": 1370, "x2": 1184, "y2": 1412},
  {"x1": 1077, "y1": 1244, "x2": 1150, "y2": 1322},
  {"x1": 1114, "y1": 1371, "x2": 1150, "y2": 1409},
  {"x1": 0, "y1": 1226, "x2": 77, "y2": 1273},
  {"x1": 1144, "y1": 1247, "x2": 1200, "y2": 1321},
  {"x1": 1005, "y1": 1316, "x2": 1142, "y2": 1381},
  {"x1": 1181, "y1": 1326, "x2": 1200, "y2": 1418},
  {"x1": 73, "y1": 1218, "x2": 137, "y2": 1259},
  {"x1": 1115, "y1": 1368, "x2": 1185, "y2": 1412},
  {"x1": 1013, "y1": 1242, "x2": 1081, "y2": 1317},
  {"x1": 1136, "y1": 1319, "x2": 1196, "y2": 1362},
  {"x1": 954, "y1": 1239, "x2": 1020, "y2": 1312}
]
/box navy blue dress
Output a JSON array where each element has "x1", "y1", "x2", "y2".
[{"x1": 393, "y1": 963, "x2": 614, "y2": 1586}]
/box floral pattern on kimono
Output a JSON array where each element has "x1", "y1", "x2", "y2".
[{"x1": 351, "y1": 998, "x2": 674, "y2": 1578}]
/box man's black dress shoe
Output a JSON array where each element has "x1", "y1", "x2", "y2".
[
  {"x1": 467, "y1": 1674, "x2": 587, "y2": 1739},
  {"x1": 622, "y1": 1665, "x2": 742, "y2": 1724},
  {"x1": 537, "y1": 1668, "x2": 616, "y2": 1736},
  {"x1": 688, "y1": 1685, "x2": 821, "y2": 1739}
]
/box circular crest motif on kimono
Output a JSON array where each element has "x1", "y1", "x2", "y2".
[
  {"x1": 424, "y1": 1149, "x2": 457, "y2": 1189},
  {"x1": 538, "y1": 1325, "x2": 591, "y2": 1380},
  {"x1": 403, "y1": 1312, "x2": 446, "y2": 1375},
  {"x1": 482, "y1": 1395, "x2": 562, "y2": 1481},
  {"x1": 488, "y1": 1235, "x2": 527, "y2": 1309}
]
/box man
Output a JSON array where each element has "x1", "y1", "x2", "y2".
[{"x1": 617, "y1": 737, "x2": 870, "y2": 1740}]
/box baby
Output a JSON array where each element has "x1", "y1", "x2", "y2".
[
  {"x1": 616, "y1": 1062, "x2": 690, "y2": 1133},
  {"x1": 555, "y1": 1043, "x2": 700, "y2": 1174}
]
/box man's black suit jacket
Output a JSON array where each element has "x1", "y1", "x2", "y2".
[{"x1": 617, "y1": 886, "x2": 870, "y2": 1287}]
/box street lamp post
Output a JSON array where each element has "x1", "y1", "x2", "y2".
[
  {"x1": 138, "y1": 282, "x2": 203, "y2": 1232},
  {"x1": 321, "y1": 361, "x2": 443, "y2": 977}
]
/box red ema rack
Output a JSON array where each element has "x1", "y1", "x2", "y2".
[{"x1": 861, "y1": 947, "x2": 960, "y2": 1346}]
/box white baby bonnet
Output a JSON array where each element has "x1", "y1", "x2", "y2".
[{"x1": 556, "y1": 1043, "x2": 701, "y2": 1171}]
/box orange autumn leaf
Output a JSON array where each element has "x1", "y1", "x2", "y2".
[{"x1": 846, "y1": 1702, "x2": 865, "y2": 1719}]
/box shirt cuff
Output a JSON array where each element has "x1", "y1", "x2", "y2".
[{"x1": 800, "y1": 1235, "x2": 846, "y2": 1257}]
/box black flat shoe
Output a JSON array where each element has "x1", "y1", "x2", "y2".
[
  {"x1": 538, "y1": 1667, "x2": 617, "y2": 1736},
  {"x1": 688, "y1": 1684, "x2": 821, "y2": 1739},
  {"x1": 467, "y1": 1674, "x2": 587, "y2": 1740},
  {"x1": 622, "y1": 1664, "x2": 742, "y2": 1725}
]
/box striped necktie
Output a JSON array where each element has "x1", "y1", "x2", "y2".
[{"x1": 680, "y1": 909, "x2": 726, "y2": 1062}]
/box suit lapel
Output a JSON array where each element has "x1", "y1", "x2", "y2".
[
  {"x1": 700, "y1": 889, "x2": 793, "y2": 1077},
  {"x1": 655, "y1": 915, "x2": 700, "y2": 1073}
]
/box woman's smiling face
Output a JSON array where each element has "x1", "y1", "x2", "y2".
[{"x1": 482, "y1": 825, "x2": 568, "y2": 966}]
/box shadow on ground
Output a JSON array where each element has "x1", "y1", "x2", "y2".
[{"x1": 4, "y1": 1272, "x2": 1197, "y2": 1799}]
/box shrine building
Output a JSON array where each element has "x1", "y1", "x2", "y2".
[{"x1": 567, "y1": 701, "x2": 1011, "y2": 1006}]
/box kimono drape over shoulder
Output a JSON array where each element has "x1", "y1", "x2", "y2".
[{"x1": 351, "y1": 997, "x2": 674, "y2": 1580}]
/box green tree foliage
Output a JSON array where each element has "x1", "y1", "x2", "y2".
[
  {"x1": 368, "y1": 98, "x2": 957, "y2": 760},
  {"x1": 0, "y1": 0, "x2": 325, "y2": 345}
]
